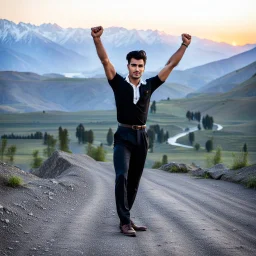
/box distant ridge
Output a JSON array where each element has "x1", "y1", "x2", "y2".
[
  {"x1": 198, "y1": 61, "x2": 256, "y2": 93},
  {"x1": 1, "y1": 18, "x2": 256, "y2": 74}
]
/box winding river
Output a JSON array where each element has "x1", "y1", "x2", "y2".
[{"x1": 167, "y1": 123, "x2": 223, "y2": 148}]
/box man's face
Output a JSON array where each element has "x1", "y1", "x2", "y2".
[{"x1": 127, "y1": 58, "x2": 145, "y2": 79}]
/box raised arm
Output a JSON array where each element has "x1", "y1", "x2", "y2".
[
  {"x1": 158, "y1": 33, "x2": 192, "y2": 82},
  {"x1": 91, "y1": 26, "x2": 116, "y2": 80}
]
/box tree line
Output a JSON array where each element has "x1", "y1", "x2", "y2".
[
  {"x1": 1, "y1": 131, "x2": 43, "y2": 139},
  {"x1": 186, "y1": 111, "x2": 214, "y2": 130}
]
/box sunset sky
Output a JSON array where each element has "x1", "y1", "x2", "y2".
[{"x1": 1, "y1": 0, "x2": 255, "y2": 45}]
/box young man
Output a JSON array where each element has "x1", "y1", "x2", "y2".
[{"x1": 91, "y1": 26, "x2": 191, "y2": 237}]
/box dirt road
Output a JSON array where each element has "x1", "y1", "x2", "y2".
[{"x1": 1, "y1": 155, "x2": 256, "y2": 256}]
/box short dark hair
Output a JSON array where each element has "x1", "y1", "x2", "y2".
[{"x1": 126, "y1": 50, "x2": 147, "y2": 65}]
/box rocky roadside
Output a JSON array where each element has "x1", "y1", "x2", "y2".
[
  {"x1": 0, "y1": 151, "x2": 92, "y2": 256},
  {"x1": 159, "y1": 162, "x2": 256, "y2": 188}
]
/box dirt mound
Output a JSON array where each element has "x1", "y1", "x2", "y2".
[{"x1": 31, "y1": 150, "x2": 99, "y2": 178}]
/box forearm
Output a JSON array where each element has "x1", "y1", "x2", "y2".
[
  {"x1": 93, "y1": 37, "x2": 109, "y2": 64},
  {"x1": 165, "y1": 44, "x2": 187, "y2": 67}
]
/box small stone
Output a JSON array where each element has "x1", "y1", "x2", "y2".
[
  {"x1": 0, "y1": 204, "x2": 3, "y2": 210},
  {"x1": 18, "y1": 224, "x2": 23, "y2": 227},
  {"x1": 24, "y1": 231, "x2": 29, "y2": 234},
  {"x1": 5, "y1": 219, "x2": 10, "y2": 223},
  {"x1": 49, "y1": 196, "x2": 53, "y2": 200},
  {"x1": 28, "y1": 212, "x2": 33, "y2": 216},
  {"x1": 48, "y1": 192, "x2": 54, "y2": 196},
  {"x1": 8, "y1": 247, "x2": 13, "y2": 250}
]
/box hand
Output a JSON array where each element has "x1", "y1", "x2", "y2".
[
  {"x1": 91, "y1": 26, "x2": 103, "y2": 38},
  {"x1": 181, "y1": 33, "x2": 192, "y2": 46}
]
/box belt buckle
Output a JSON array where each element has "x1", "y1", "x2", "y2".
[{"x1": 132, "y1": 125, "x2": 140, "y2": 130}]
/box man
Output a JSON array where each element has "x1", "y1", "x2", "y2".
[{"x1": 91, "y1": 26, "x2": 191, "y2": 237}]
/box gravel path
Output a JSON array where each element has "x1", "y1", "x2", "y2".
[{"x1": 0, "y1": 152, "x2": 256, "y2": 256}]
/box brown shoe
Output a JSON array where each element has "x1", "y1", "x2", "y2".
[
  {"x1": 131, "y1": 220, "x2": 147, "y2": 231},
  {"x1": 120, "y1": 223, "x2": 136, "y2": 237}
]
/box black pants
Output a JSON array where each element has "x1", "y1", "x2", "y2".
[{"x1": 113, "y1": 126, "x2": 149, "y2": 225}]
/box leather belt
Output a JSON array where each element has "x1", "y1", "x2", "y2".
[{"x1": 118, "y1": 123, "x2": 146, "y2": 130}]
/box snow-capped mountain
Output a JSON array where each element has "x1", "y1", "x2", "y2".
[{"x1": 0, "y1": 19, "x2": 255, "y2": 74}]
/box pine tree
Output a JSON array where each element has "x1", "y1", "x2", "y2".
[
  {"x1": 58, "y1": 126, "x2": 63, "y2": 141},
  {"x1": 107, "y1": 128, "x2": 114, "y2": 146},
  {"x1": 189, "y1": 132, "x2": 195, "y2": 145},
  {"x1": 164, "y1": 131, "x2": 169, "y2": 142},
  {"x1": 44, "y1": 135, "x2": 57, "y2": 157},
  {"x1": 213, "y1": 146, "x2": 222, "y2": 165},
  {"x1": 31, "y1": 150, "x2": 43, "y2": 168},
  {"x1": 83, "y1": 131, "x2": 89, "y2": 144},
  {"x1": 88, "y1": 130, "x2": 94, "y2": 144},
  {"x1": 194, "y1": 143, "x2": 200, "y2": 151},
  {"x1": 243, "y1": 143, "x2": 248, "y2": 153},
  {"x1": 186, "y1": 111, "x2": 191, "y2": 121},
  {"x1": 150, "y1": 101, "x2": 156, "y2": 114},
  {"x1": 0, "y1": 138, "x2": 7, "y2": 161},
  {"x1": 147, "y1": 129, "x2": 155, "y2": 152},
  {"x1": 59, "y1": 128, "x2": 71, "y2": 153},
  {"x1": 162, "y1": 155, "x2": 168, "y2": 165},
  {"x1": 6, "y1": 145, "x2": 17, "y2": 164},
  {"x1": 76, "y1": 124, "x2": 85, "y2": 144},
  {"x1": 43, "y1": 132, "x2": 48, "y2": 145},
  {"x1": 205, "y1": 139, "x2": 213, "y2": 152}
]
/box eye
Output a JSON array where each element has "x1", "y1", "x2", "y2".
[{"x1": 138, "y1": 65, "x2": 144, "y2": 68}]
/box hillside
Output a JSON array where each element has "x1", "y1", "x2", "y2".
[
  {"x1": 198, "y1": 61, "x2": 256, "y2": 93},
  {"x1": 222, "y1": 75, "x2": 256, "y2": 98},
  {"x1": 180, "y1": 47, "x2": 256, "y2": 88},
  {"x1": 0, "y1": 71, "x2": 193, "y2": 113}
]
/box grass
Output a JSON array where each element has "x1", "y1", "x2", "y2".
[
  {"x1": 167, "y1": 165, "x2": 188, "y2": 173},
  {"x1": 7, "y1": 175, "x2": 23, "y2": 187},
  {"x1": 1, "y1": 97, "x2": 256, "y2": 171},
  {"x1": 246, "y1": 177, "x2": 256, "y2": 189}
]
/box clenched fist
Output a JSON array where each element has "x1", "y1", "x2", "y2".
[
  {"x1": 181, "y1": 33, "x2": 192, "y2": 46},
  {"x1": 91, "y1": 26, "x2": 103, "y2": 38}
]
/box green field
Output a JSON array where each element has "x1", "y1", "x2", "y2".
[{"x1": 1, "y1": 97, "x2": 256, "y2": 171}]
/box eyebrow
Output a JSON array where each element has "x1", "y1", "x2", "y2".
[{"x1": 130, "y1": 63, "x2": 144, "y2": 67}]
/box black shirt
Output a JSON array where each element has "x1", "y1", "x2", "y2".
[{"x1": 108, "y1": 73, "x2": 164, "y2": 125}]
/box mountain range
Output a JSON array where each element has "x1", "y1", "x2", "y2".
[
  {"x1": 0, "y1": 71, "x2": 194, "y2": 113},
  {"x1": 1, "y1": 19, "x2": 256, "y2": 74},
  {"x1": 1, "y1": 56, "x2": 255, "y2": 113}
]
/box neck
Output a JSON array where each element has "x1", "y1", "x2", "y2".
[{"x1": 128, "y1": 75, "x2": 140, "y2": 86}]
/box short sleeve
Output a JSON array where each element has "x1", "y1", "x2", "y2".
[
  {"x1": 108, "y1": 73, "x2": 124, "y2": 91},
  {"x1": 146, "y1": 75, "x2": 165, "y2": 94}
]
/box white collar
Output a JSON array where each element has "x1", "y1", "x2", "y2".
[{"x1": 125, "y1": 75, "x2": 146, "y2": 87}]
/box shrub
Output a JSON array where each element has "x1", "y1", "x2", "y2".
[
  {"x1": 86, "y1": 143, "x2": 106, "y2": 161},
  {"x1": 213, "y1": 146, "x2": 222, "y2": 165},
  {"x1": 162, "y1": 155, "x2": 168, "y2": 165},
  {"x1": 152, "y1": 161, "x2": 162, "y2": 169},
  {"x1": 205, "y1": 155, "x2": 213, "y2": 168},
  {"x1": 194, "y1": 143, "x2": 200, "y2": 151},
  {"x1": 246, "y1": 177, "x2": 256, "y2": 189},
  {"x1": 7, "y1": 176, "x2": 23, "y2": 187},
  {"x1": 205, "y1": 139, "x2": 213, "y2": 152},
  {"x1": 203, "y1": 172, "x2": 211, "y2": 179},
  {"x1": 31, "y1": 150, "x2": 43, "y2": 168},
  {"x1": 168, "y1": 166, "x2": 188, "y2": 173},
  {"x1": 231, "y1": 152, "x2": 248, "y2": 170}
]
